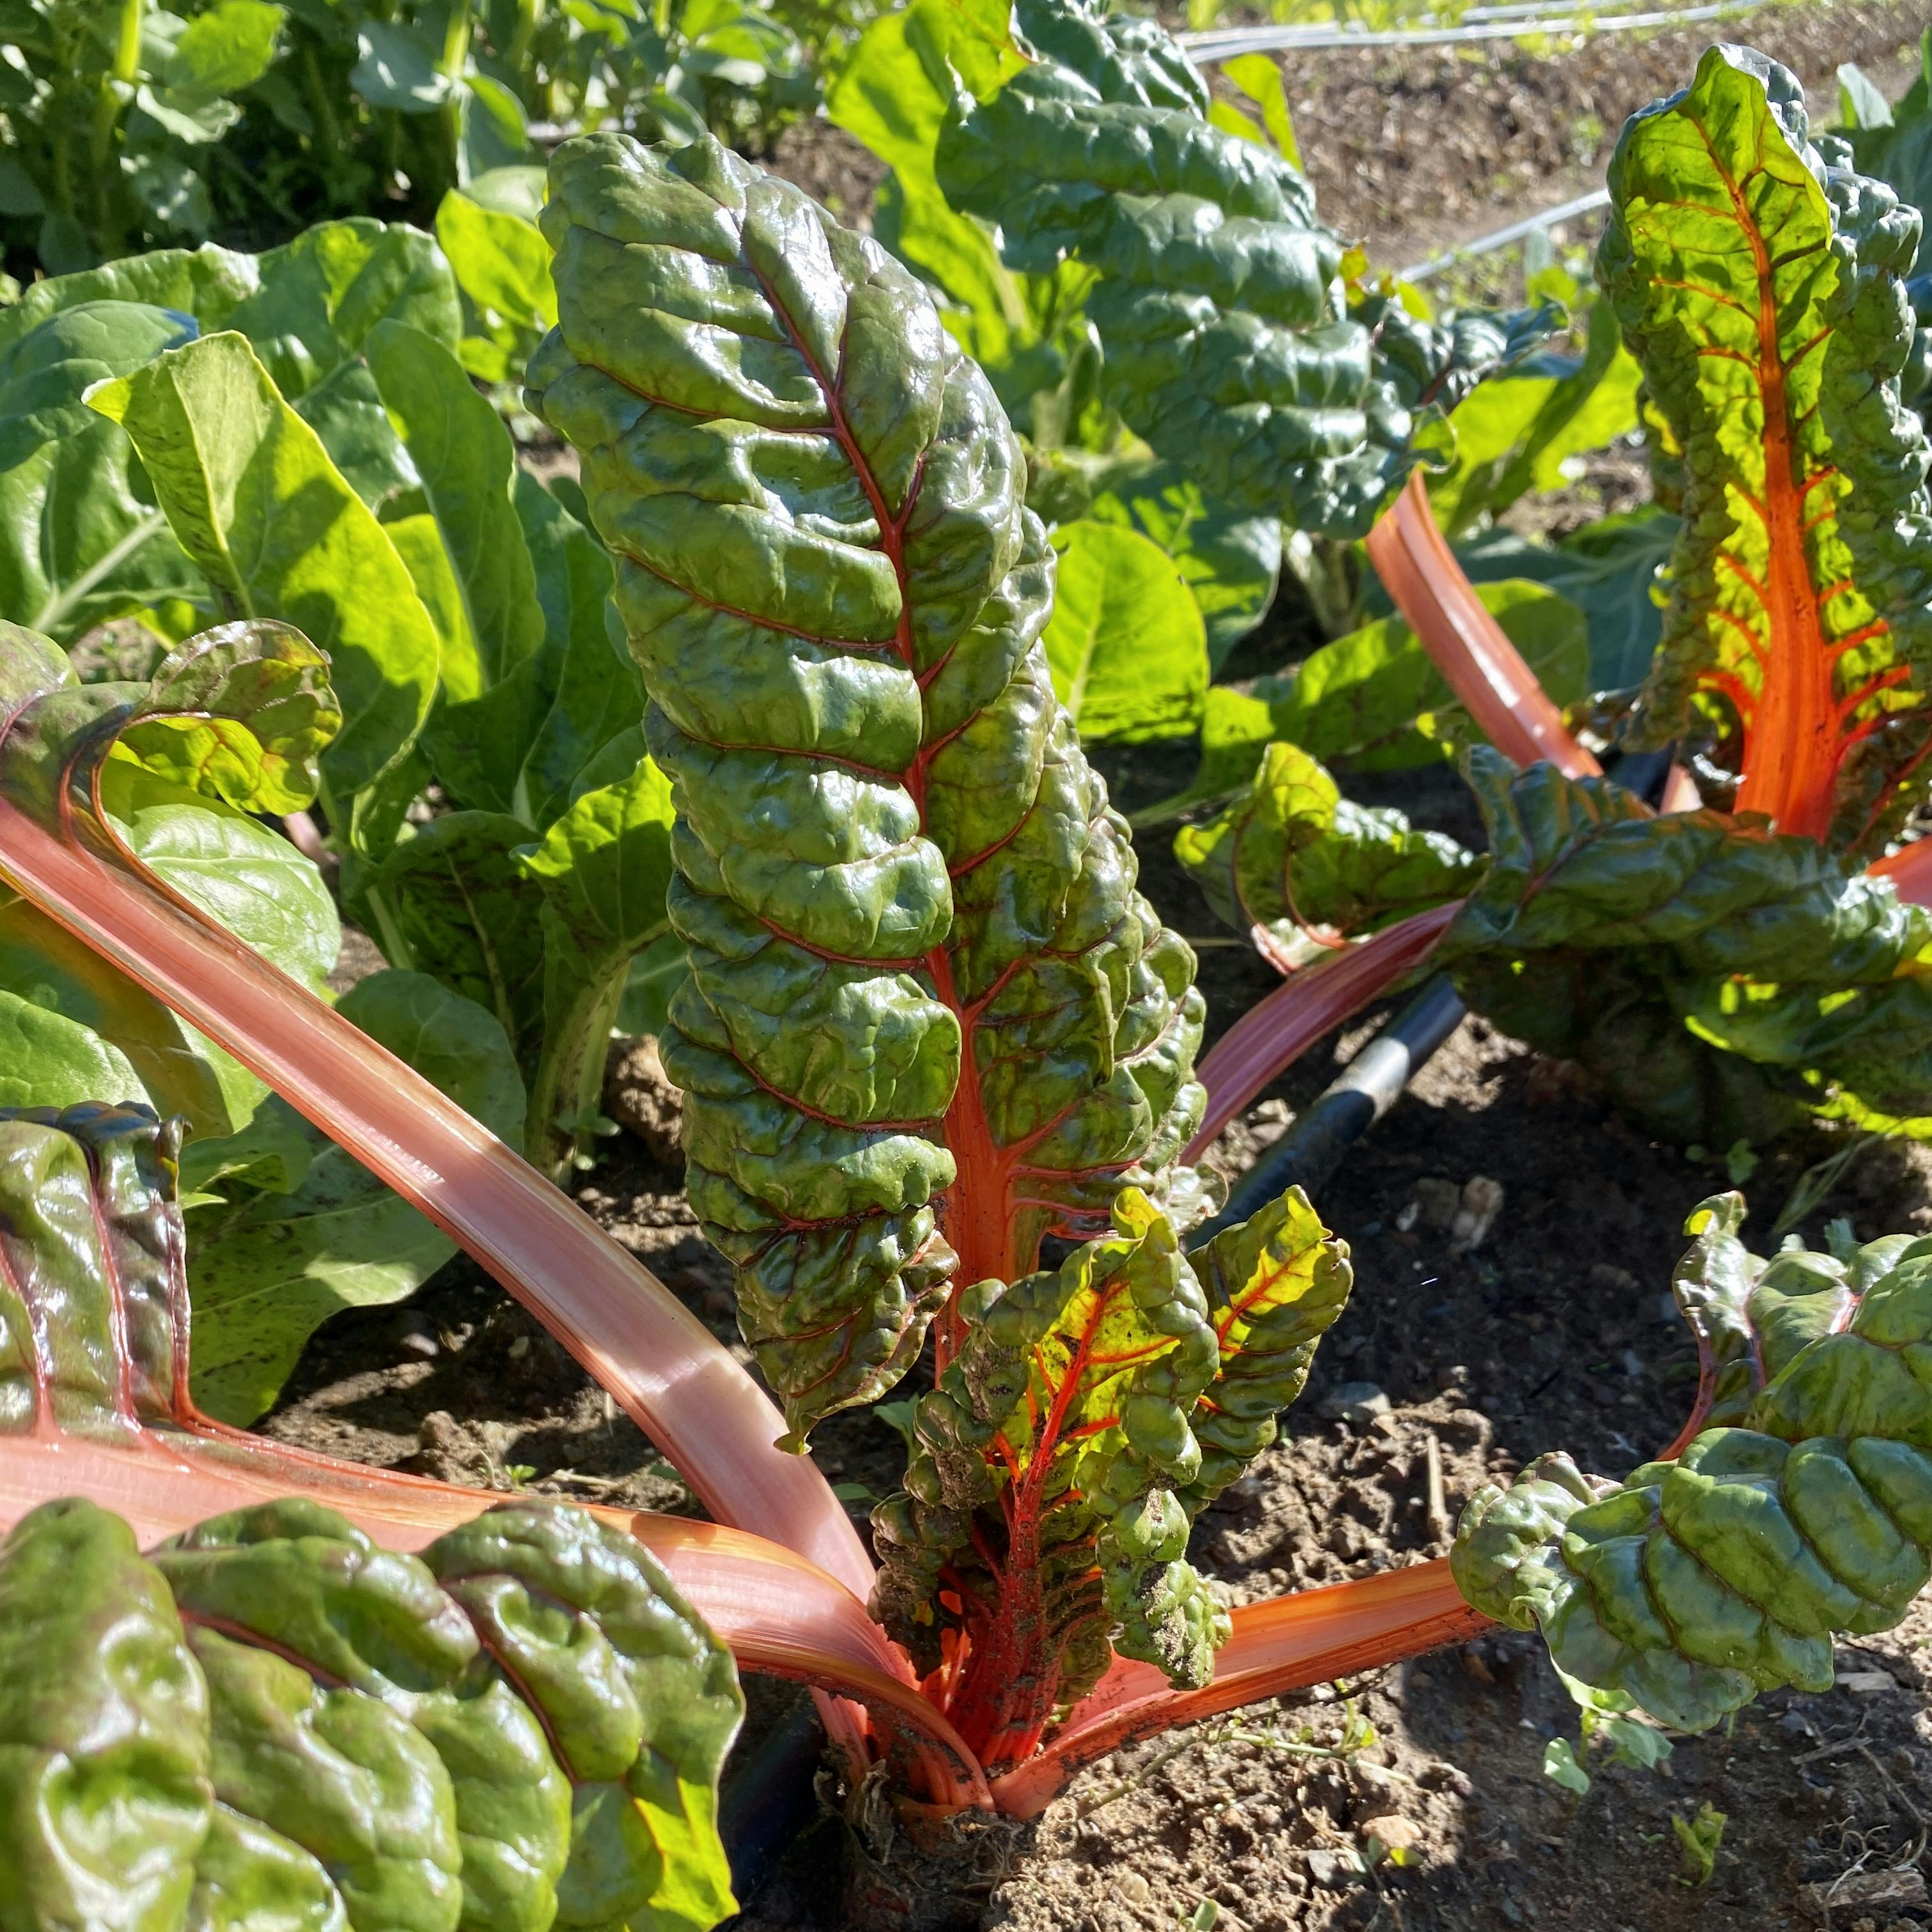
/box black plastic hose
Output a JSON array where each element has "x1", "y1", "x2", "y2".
[{"x1": 1193, "y1": 972, "x2": 1468, "y2": 1241}]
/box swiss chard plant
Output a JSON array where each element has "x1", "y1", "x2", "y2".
[
  {"x1": 1183, "y1": 45, "x2": 1932, "y2": 1152},
  {"x1": 1459, "y1": 1192, "x2": 1932, "y2": 1739}
]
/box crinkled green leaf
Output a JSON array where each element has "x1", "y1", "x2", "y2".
[
  {"x1": 184, "y1": 970, "x2": 524, "y2": 1423},
  {"x1": 1042, "y1": 519, "x2": 1209, "y2": 742},
  {"x1": 1176, "y1": 740, "x2": 1478, "y2": 971},
  {"x1": 1602, "y1": 46, "x2": 1932, "y2": 852},
  {"x1": 424, "y1": 1504, "x2": 742, "y2": 1931},
  {"x1": 0, "y1": 1105, "x2": 742, "y2": 1932},
  {"x1": 873, "y1": 1190, "x2": 1224, "y2": 1763},
  {"x1": 1183, "y1": 1186, "x2": 1354, "y2": 1507},
  {"x1": 873, "y1": 1183, "x2": 1348, "y2": 1767},
  {"x1": 935, "y1": 0, "x2": 1401, "y2": 536},
  {"x1": 116, "y1": 618, "x2": 341, "y2": 815},
  {"x1": 1455, "y1": 1206, "x2": 1932, "y2": 1732},
  {"x1": 532, "y1": 128, "x2": 1209, "y2": 1438},
  {"x1": 1441, "y1": 750, "x2": 1932, "y2": 1145},
  {"x1": 1839, "y1": 27, "x2": 1932, "y2": 275},
  {"x1": 88, "y1": 331, "x2": 440, "y2": 802},
  {"x1": 0, "y1": 624, "x2": 339, "y2": 1137},
  {"x1": 0, "y1": 1499, "x2": 211, "y2": 1931}
]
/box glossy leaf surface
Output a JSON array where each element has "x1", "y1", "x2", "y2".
[
  {"x1": 1442, "y1": 751, "x2": 1932, "y2": 1145},
  {"x1": 1604, "y1": 47, "x2": 1932, "y2": 851},
  {"x1": 1176, "y1": 740, "x2": 1479, "y2": 974},
  {"x1": 1456, "y1": 1197, "x2": 1932, "y2": 1731},
  {"x1": 532, "y1": 128, "x2": 1209, "y2": 1439}
]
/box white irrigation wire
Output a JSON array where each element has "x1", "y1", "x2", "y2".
[
  {"x1": 1396, "y1": 185, "x2": 1611, "y2": 280},
  {"x1": 1180, "y1": 1, "x2": 1735, "y2": 57}
]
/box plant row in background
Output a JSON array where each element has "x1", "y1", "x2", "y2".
[
  {"x1": 9, "y1": 1, "x2": 1932, "y2": 1923},
  {"x1": 0, "y1": 0, "x2": 871, "y2": 281}
]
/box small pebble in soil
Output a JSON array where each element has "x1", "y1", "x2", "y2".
[
  {"x1": 1317, "y1": 1382, "x2": 1392, "y2": 1425},
  {"x1": 1835, "y1": 1667, "x2": 1897, "y2": 1695},
  {"x1": 399, "y1": 1329, "x2": 438, "y2": 1359}
]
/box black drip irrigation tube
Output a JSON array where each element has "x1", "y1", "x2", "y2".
[{"x1": 1193, "y1": 973, "x2": 1469, "y2": 1241}]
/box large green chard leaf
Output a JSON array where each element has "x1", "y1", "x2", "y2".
[
  {"x1": 0, "y1": 300, "x2": 209, "y2": 643},
  {"x1": 0, "y1": 1103, "x2": 743, "y2": 1931},
  {"x1": 0, "y1": 620, "x2": 341, "y2": 1138},
  {"x1": 88, "y1": 332, "x2": 441, "y2": 805},
  {"x1": 1602, "y1": 47, "x2": 1932, "y2": 852},
  {"x1": 934, "y1": 0, "x2": 1558, "y2": 537},
  {"x1": 1441, "y1": 750, "x2": 1932, "y2": 1145},
  {"x1": 183, "y1": 969, "x2": 524, "y2": 1424},
  {"x1": 1455, "y1": 1195, "x2": 1932, "y2": 1733},
  {"x1": 871, "y1": 1184, "x2": 1350, "y2": 1769},
  {"x1": 1176, "y1": 740, "x2": 1480, "y2": 972},
  {"x1": 531, "y1": 129, "x2": 1210, "y2": 1439}
]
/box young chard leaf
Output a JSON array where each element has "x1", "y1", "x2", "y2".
[
  {"x1": 1455, "y1": 1200, "x2": 1932, "y2": 1736},
  {"x1": 1604, "y1": 46, "x2": 1932, "y2": 850},
  {"x1": 531, "y1": 129, "x2": 1211, "y2": 1440},
  {"x1": 1176, "y1": 741, "x2": 1478, "y2": 973},
  {"x1": 0, "y1": 621, "x2": 341, "y2": 1139}
]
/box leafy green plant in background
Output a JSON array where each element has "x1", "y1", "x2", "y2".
[
  {"x1": 0, "y1": 620, "x2": 532, "y2": 1423},
  {"x1": 0, "y1": 218, "x2": 678, "y2": 1409},
  {"x1": 829, "y1": 0, "x2": 1563, "y2": 751},
  {"x1": 0, "y1": 0, "x2": 844, "y2": 281},
  {"x1": 39, "y1": 234, "x2": 675, "y2": 1184}
]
